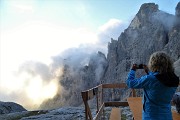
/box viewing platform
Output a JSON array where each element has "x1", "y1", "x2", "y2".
[{"x1": 81, "y1": 83, "x2": 180, "y2": 120}]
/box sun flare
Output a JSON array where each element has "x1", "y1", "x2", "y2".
[{"x1": 25, "y1": 75, "x2": 58, "y2": 106}]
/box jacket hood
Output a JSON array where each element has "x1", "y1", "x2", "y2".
[{"x1": 155, "y1": 72, "x2": 179, "y2": 87}]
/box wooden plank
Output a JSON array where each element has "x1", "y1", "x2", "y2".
[
  {"x1": 93, "y1": 103, "x2": 105, "y2": 120},
  {"x1": 87, "y1": 89, "x2": 94, "y2": 100},
  {"x1": 81, "y1": 90, "x2": 93, "y2": 101},
  {"x1": 105, "y1": 101, "x2": 129, "y2": 107},
  {"x1": 131, "y1": 89, "x2": 136, "y2": 97},
  {"x1": 172, "y1": 110, "x2": 180, "y2": 119},
  {"x1": 86, "y1": 101, "x2": 93, "y2": 120},
  {"x1": 109, "y1": 108, "x2": 121, "y2": 120},
  {"x1": 81, "y1": 92, "x2": 93, "y2": 120},
  {"x1": 97, "y1": 85, "x2": 103, "y2": 111},
  {"x1": 102, "y1": 83, "x2": 127, "y2": 89},
  {"x1": 127, "y1": 97, "x2": 180, "y2": 120},
  {"x1": 127, "y1": 97, "x2": 142, "y2": 120},
  {"x1": 82, "y1": 85, "x2": 102, "y2": 101}
]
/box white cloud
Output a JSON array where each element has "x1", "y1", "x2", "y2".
[
  {"x1": 0, "y1": 17, "x2": 128, "y2": 110},
  {"x1": 6, "y1": 0, "x2": 35, "y2": 14},
  {"x1": 99, "y1": 19, "x2": 124, "y2": 32},
  {"x1": 13, "y1": 4, "x2": 34, "y2": 13},
  {"x1": 97, "y1": 19, "x2": 128, "y2": 54},
  {"x1": 1, "y1": 21, "x2": 98, "y2": 64}
]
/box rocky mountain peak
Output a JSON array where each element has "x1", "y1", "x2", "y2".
[
  {"x1": 176, "y1": 2, "x2": 180, "y2": 17},
  {"x1": 103, "y1": 2, "x2": 180, "y2": 101},
  {"x1": 129, "y1": 3, "x2": 159, "y2": 29},
  {"x1": 175, "y1": 2, "x2": 180, "y2": 27},
  {"x1": 139, "y1": 3, "x2": 158, "y2": 17}
]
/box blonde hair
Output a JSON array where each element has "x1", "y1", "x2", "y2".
[{"x1": 148, "y1": 51, "x2": 174, "y2": 74}]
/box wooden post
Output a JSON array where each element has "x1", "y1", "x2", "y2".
[
  {"x1": 98, "y1": 85, "x2": 103, "y2": 110},
  {"x1": 132, "y1": 89, "x2": 136, "y2": 97},
  {"x1": 81, "y1": 83, "x2": 129, "y2": 120},
  {"x1": 81, "y1": 92, "x2": 93, "y2": 120}
]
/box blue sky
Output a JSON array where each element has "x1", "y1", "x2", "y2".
[
  {"x1": 1, "y1": 0, "x2": 179, "y2": 30},
  {"x1": 0, "y1": 0, "x2": 179, "y2": 109}
]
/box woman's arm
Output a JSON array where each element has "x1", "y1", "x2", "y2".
[{"x1": 126, "y1": 69, "x2": 149, "y2": 89}]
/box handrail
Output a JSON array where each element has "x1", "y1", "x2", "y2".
[
  {"x1": 82, "y1": 83, "x2": 180, "y2": 120},
  {"x1": 93, "y1": 103, "x2": 105, "y2": 120},
  {"x1": 102, "y1": 83, "x2": 127, "y2": 88},
  {"x1": 81, "y1": 84, "x2": 103, "y2": 120},
  {"x1": 81, "y1": 83, "x2": 180, "y2": 120},
  {"x1": 81, "y1": 83, "x2": 129, "y2": 120}
]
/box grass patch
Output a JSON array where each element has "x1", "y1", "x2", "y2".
[{"x1": 121, "y1": 114, "x2": 127, "y2": 120}]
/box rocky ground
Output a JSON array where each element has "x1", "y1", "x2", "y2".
[
  {"x1": 0, "y1": 105, "x2": 179, "y2": 120},
  {"x1": 0, "y1": 106, "x2": 133, "y2": 120}
]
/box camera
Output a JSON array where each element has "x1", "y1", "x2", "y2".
[{"x1": 136, "y1": 64, "x2": 144, "y2": 69}]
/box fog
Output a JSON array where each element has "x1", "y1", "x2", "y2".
[{"x1": 0, "y1": 19, "x2": 128, "y2": 110}]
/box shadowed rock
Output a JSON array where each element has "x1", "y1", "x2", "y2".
[{"x1": 0, "y1": 101, "x2": 27, "y2": 114}]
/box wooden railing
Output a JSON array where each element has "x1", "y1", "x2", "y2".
[
  {"x1": 81, "y1": 83, "x2": 180, "y2": 120},
  {"x1": 81, "y1": 83, "x2": 129, "y2": 120}
]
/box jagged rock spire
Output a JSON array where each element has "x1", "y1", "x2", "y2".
[
  {"x1": 176, "y1": 2, "x2": 180, "y2": 17},
  {"x1": 129, "y1": 3, "x2": 159, "y2": 29},
  {"x1": 138, "y1": 3, "x2": 158, "y2": 16}
]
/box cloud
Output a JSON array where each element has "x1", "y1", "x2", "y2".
[
  {"x1": 13, "y1": 4, "x2": 34, "y2": 13},
  {"x1": 51, "y1": 19, "x2": 127, "y2": 69},
  {"x1": 97, "y1": 19, "x2": 128, "y2": 53},
  {"x1": 152, "y1": 11, "x2": 175, "y2": 31},
  {"x1": 18, "y1": 61, "x2": 52, "y2": 81},
  {"x1": 0, "y1": 18, "x2": 128, "y2": 110},
  {"x1": 99, "y1": 19, "x2": 124, "y2": 32},
  {"x1": 5, "y1": 0, "x2": 35, "y2": 14}
]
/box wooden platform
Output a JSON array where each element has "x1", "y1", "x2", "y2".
[
  {"x1": 82, "y1": 84, "x2": 180, "y2": 120},
  {"x1": 127, "y1": 97, "x2": 180, "y2": 120},
  {"x1": 127, "y1": 97, "x2": 142, "y2": 120},
  {"x1": 109, "y1": 108, "x2": 121, "y2": 120},
  {"x1": 172, "y1": 110, "x2": 180, "y2": 120}
]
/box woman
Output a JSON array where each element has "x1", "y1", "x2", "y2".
[{"x1": 126, "y1": 51, "x2": 179, "y2": 120}]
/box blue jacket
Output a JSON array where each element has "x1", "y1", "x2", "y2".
[{"x1": 126, "y1": 70, "x2": 179, "y2": 120}]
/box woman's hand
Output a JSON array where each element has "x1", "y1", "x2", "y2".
[{"x1": 131, "y1": 64, "x2": 137, "y2": 71}]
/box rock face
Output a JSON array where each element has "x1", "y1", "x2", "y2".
[
  {"x1": 176, "y1": 2, "x2": 180, "y2": 17},
  {"x1": 39, "y1": 51, "x2": 108, "y2": 109},
  {"x1": 0, "y1": 101, "x2": 27, "y2": 114},
  {"x1": 104, "y1": 3, "x2": 177, "y2": 80},
  {"x1": 101, "y1": 2, "x2": 180, "y2": 101},
  {"x1": 174, "y1": 59, "x2": 180, "y2": 78}
]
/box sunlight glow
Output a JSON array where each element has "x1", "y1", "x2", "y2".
[
  {"x1": 0, "y1": 20, "x2": 98, "y2": 109},
  {"x1": 0, "y1": 0, "x2": 127, "y2": 110},
  {"x1": 26, "y1": 76, "x2": 58, "y2": 104}
]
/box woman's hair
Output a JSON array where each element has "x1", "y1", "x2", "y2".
[{"x1": 148, "y1": 51, "x2": 174, "y2": 74}]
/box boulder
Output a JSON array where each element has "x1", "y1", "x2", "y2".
[{"x1": 0, "y1": 101, "x2": 26, "y2": 114}]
